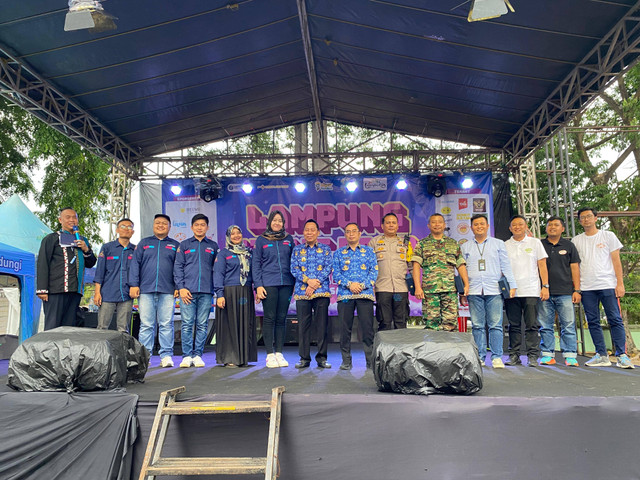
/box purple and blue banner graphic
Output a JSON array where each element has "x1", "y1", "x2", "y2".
[{"x1": 162, "y1": 172, "x2": 493, "y2": 316}]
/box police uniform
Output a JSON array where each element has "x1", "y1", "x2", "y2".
[
  {"x1": 368, "y1": 234, "x2": 410, "y2": 330},
  {"x1": 412, "y1": 234, "x2": 466, "y2": 330}
]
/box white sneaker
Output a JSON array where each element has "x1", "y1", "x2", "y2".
[
  {"x1": 193, "y1": 356, "x2": 205, "y2": 368},
  {"x1": 266, "y1": 353, "x2": 279, "y2": 368},
  {"x1": 492, "y1": 358, "x2": 505, "y2": 369},
  {"x1": 161, "y1": 356, "x2": 174, "y2": 368},
  {"x1": 275, "y1": 352, "x2": 289, "y2": 367},
  {"x1": 179, "y1": 356, "x2": 192, "y2": 368}
]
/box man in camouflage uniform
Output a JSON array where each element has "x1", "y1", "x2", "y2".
[{"x1": 412, "y1": 214, "x2": 469, "y2": 330}]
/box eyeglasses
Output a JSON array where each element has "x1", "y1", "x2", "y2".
[
  {"x1": 118, "y1": 225, "x2": 134, "y2": 230},
  {"x1": 345, "y1": 229, "x2": 359, "y2": 234},
  {"x1": 579, "y1": 214, "x2": 595, "y2": 221}
]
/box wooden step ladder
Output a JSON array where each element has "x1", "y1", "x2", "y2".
[{"x1": 139, "y1": 385, "x2": 285, "y2": 480}]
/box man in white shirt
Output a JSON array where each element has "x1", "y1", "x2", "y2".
[
  {"x1": 572, "y1": 207, "x2": 633, "y2": 368},
  {"x1": 504, "y1": 215, "x2": 549, "y2": 367}
]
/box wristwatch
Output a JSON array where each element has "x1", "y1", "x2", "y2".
[
  {"x1": 574, "y1": 289, "x2": 582, "y2": 294},
  {"x1": 542, "y1": 284, "x2": 549, "y2": 288}
]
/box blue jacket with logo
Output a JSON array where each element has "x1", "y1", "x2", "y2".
[
  {"x1": 94, "y1": 240, "x2": 136, "y2": 302},
  {"x1": 251, "y1": 235, "x2": 295, "y2": 287},
  {"x1": 129, "y1": 235, "x2": 179, "y2": 294},
  {"x1": 173, "y1": 236, "x2": 219, "y2": 294},
  {"x1": 213, "y1": 247, "x2": 253, "y2": 297}
]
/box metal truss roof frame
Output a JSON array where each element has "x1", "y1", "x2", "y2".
[
  {"x1": 135, "y1": 149, "x2": 504, "y2": 181},
  {"x1": 505, "y1": 0, "x2": 640, "y2": 164},
  {"x1": 0, "y1": 44, "x2": 139, "y2": 176}
]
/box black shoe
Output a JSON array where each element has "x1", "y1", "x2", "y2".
[
  {"x1": 295, "y1": 360, "x2": 310, "y2": 369},
  {"x1": 504, "y1": 355, "x2": 522, "y2": 366},
  {"x1": 317, "y1": 360, "x2": 332, "y2": 369},
  {"x1": 528, "y1": 356, "x2": 538, "y2": 367},
  {"x1": 339, "y1": 363, "x2": 352, "y2": 370},
  {"x1": 366, "y1": 361, "x2": 372, "y2": 369}
]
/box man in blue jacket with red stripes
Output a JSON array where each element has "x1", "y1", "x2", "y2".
[
  {"x1": 174, "y1": 214, "x2": 218, "y2": 368},
  {"x1": 129, "y1": 214, "x2": 180, "y2": 368},
  {"x1": 94, "y1": 218, "x2": 136, "y2": 332}
]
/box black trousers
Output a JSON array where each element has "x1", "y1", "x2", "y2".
[
  {"x1": 296, "y1": 297, "x2": 330, "y2": 363},
  {"x1": 43, "y1": 293, "x2": 82, "y2": 330},
  {"x1": 338, "y1": 298, "x2": 375, "y2": 365},
  {"x1": 505, "y1": 296, "x2": 540, "y2": 357},
  {"x1": 375, "y1": 291, "x2": 408, "y2": 331}
]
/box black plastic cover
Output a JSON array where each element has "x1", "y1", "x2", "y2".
[
  {"x1": 373, "y1": 329, "x2": 483, "y2": 395},
  {"x1": 7, "y1": 327, "x2": 149, "y2": 392}
]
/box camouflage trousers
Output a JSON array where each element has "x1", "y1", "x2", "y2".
[{"x1": 422, "y1": 291, "x2": 459, "y2": 331}]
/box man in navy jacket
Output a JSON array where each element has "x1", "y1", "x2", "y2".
[
  {"x1": 94, "y1": 218, "x2": 136, "y2": 332},
  {"x1": 174, "y1": 214, "x2": 218, "y2": 368},
  {"x1": 129, "y1": 214, "x2": 179, "y2": 368}
]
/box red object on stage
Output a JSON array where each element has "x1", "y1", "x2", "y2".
[{"x1": 458, "y1": 317, "x2": 467, "y2": 332}]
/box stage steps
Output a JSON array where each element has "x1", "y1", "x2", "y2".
[{"x1": 139, "y1": 385, "x2": 285, "y2": 480}]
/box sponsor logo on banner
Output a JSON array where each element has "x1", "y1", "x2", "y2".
[
  {"x1": 459, "y1": 198, "x2": 468, "y2": 209},
  {"x1": 227, "y1": 184, "x2": 243, "y2": 192},
  {"x1": 473, "y1": 198, "x2": 487, "y2": 212},
  {"x1": 363, "y1": 177, "x2": 387, "y2": 191},
  {"x1": 315, "y1": 181, "x2": 334, "y2": 191},
  {"x1": 457, "y1": 223, "x2": 470, "y2": 235},
  {"x1": 441, "y1": 207, "x2": 451, "y2": 214}
]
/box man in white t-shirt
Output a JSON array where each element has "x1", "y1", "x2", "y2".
[
  {"x1": 504, "y1": 215, "x2": 549, "y2": 367},
  {"x1": 572, "y1": 207, "x2": 633, "y2": 368}
]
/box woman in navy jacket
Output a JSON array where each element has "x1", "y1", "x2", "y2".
[
  {"x1": 252, "y1": 210, "x2": 295, "y2": 368},
  {"x1": 214, "y1": 225, "x2": 256, "y2": 367}
]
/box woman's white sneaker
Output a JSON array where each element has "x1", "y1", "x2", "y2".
[
  {"x1": 275, "y1": 352, "x2": 289, "y2": 367},
  {"x1": 266, "y1": 353, "x2": 279, "y2": 368}
]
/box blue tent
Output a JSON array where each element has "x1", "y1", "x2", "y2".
[
  {"x1": 0, "y1": 242, "x2": 39, "y2": 342},
  {"x1": 0, "y1": 195, "x2": 52, "y2": 255}
]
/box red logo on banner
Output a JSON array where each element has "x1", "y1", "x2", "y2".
[{"x1": 459, "y1": 198, "x2": 468, "y2": 209}]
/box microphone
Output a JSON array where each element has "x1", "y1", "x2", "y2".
[{"x1": 73, "y1": 225, "x2": 80, "y2": 243}]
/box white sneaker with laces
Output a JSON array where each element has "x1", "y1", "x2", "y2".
[
  {"x1": 275, "y1": 352, "x2": 289, "y2": 367},
  {"x1": 193, "y1": 356, "x2": 205, "y2": 368},
  {"x1": 266, "y1": 353, "x2": 279, "y2": 368},
  {"x1": 161, "y1": 356, "x2": 174, "y2": 368},
  {"x1": 492, "y1": 358, "x2": 505, "y2": 369},
  {"x1": 179, "y1": 356, "x2": 192, "y2": 368}
]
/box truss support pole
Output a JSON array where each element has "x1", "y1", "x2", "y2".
[
  {"x1": 515, "y1": 154, "x2": 541, "y2": 237},
  {"x1": 108, "y1": 167, "x2": 132, "y2": 241}
]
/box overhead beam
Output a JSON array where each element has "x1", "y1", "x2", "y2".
[
  {"x1": 296, "y1": 0, "x2": 325, "y2": 153},
  {"x1": 504, "y1": 1, "x2": 640, "y2": 164},
  {"x1": 0, "y1": 44, "x2": 140, "y2": 177}
]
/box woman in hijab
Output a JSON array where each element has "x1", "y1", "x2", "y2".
[
  {"x1": 214, "y1": 225, "x2": 256, "y2": 367},
  {"x1": 251, "y1": 210, "x2": 295, "y2": 368}
]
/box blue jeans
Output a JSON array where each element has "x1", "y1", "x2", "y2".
[
  {"x1": 468, "y1": 295, "x2": 504, "y2": 361},
  {"x1": 180, "y1": 293, "x2": 212, "y2": 358},
  {"x1": 138, "y1": 293, "x2": 175, "y2": 359},
  {"x1": 538, "y1": 295, "x2": 577, "y2": 358},
  {"x1": 581, "y1": 289, "x2": 626, "y2": 356}
]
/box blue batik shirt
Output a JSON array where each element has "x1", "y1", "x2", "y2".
[{"x1": 333, "y1": 244, "x2": 378, "y2": 301}]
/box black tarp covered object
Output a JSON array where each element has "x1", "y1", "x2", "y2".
[
  {"x1": 7, "y1": 327, "x2": 149, "y2": 392},
  {"x1": 373, "y1": 329, "x2": 483, "y2": 395}
]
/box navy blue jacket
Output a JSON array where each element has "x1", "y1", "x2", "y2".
[
  {"x1": 251, "y1": 235, "x2": 295, "y2": 288},
  {"x1": 94, "y1": 240, "x2": 136, "y2": 302},
  {"x1": 173, "y1": 236, "x2": 219, "y2": 294},
  {"x1": 129, "y1": 235, "x2": 179, "y2": 294},
  {"x1": 213, "y1": 247, "x2": 253, "y2": 296}
]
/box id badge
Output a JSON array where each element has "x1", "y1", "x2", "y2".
[{"x1": 478, "y1": 259, "x2": 486, "y2": 271}]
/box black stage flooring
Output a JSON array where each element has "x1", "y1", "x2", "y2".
[{"x1": 2, "y1": 343, "x2": 638, "y2": 400}]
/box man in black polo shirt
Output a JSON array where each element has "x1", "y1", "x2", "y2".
[{"x1": 538, "y1": 216, "x2": 581, "y2": 366}]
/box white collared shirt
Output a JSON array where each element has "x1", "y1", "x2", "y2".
[{"x1": 504, "y1": 235, "x2": 547, "y2": 297}]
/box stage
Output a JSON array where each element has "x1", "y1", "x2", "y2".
[{"x1": 1, "y1": 344, "x2": 640, "y2": 479}]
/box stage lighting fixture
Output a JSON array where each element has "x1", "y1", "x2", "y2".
[
  {"x1": 468, "y1": 0, "x2": 515, "y2": 22},
  {"x1": 294, "y1": 181, "x2": 306, "y2": 193},
  {"x1": 64, "y1": 0, "x2": 117, "y2": 32},
  {"x1": 242, "y1": 183, "x2": 254, "y2": 194},
  {"x1": 170, "y1": 185, "x2": 182, "y2": 196},
  {"x1": 346, "y1": 180, "x2": 358, "y2": 192},
  {"x1": 461, "y1": 178, "x2": 474, "y2": 189},
  {"x1": 427, "y1": 175, "x2": 447, "y2": 198},
  {"x1": 396, "y1": 179, "x2": 408, "y2": 190},
  {"x1": 197, "y1": 176, "x2": 223, "y2": 203}
]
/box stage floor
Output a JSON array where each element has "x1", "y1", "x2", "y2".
[{"x1": 2, "y1": 343, "x2": 638, "y2": 400}]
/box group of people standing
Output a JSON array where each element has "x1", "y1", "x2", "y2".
[{"x1": 36, "y1": 205, "x2": 633, "y2": 372}]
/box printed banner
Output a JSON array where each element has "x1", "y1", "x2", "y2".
[{"x1": 162, "y1": 172, "x2": 493, "y2": 316}]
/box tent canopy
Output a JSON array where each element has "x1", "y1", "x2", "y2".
[
  {"x1": 0, "y1": 195, "x2": 52, "y2": 255},
  {"x1": 1, "y1": 1, "x2": 639, "y2": 167}
]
